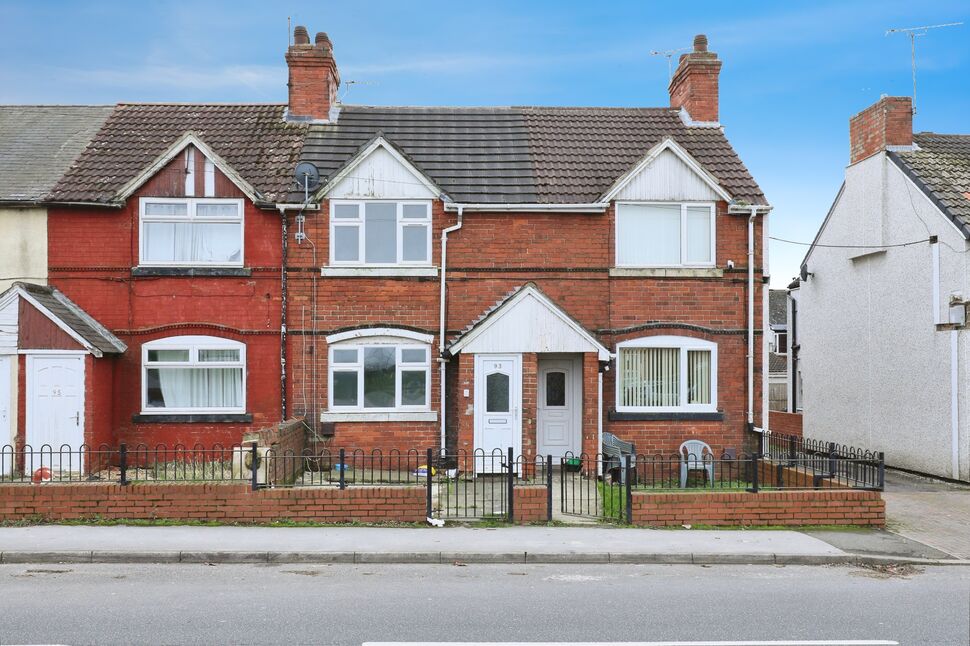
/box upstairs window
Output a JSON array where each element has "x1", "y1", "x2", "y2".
[
  {"x1": 616, "y1": 336, "x2": 717, "y2": 412},
  {"x1": 140, "y1": 197, "x2": 244, "y2": 266},
  {"x1": 330, "y1": 200, "x2": 431, "y2": 266},
  {"x1": 142, "y1": 336, "x2": 245, "y2": 414},
  {"x1": 616, "y1": 202, "x2": 715, "y2": 267}
]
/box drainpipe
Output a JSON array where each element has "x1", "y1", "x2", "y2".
[
  {"x1": 951, "y1": 329, "x2": 960, "y2": 479},
  {"x1": 277, "y1": 206, "x2": 289, "y2": 421},
  {"x1": 748, "y1": 209, "x2": 755, "y2": 428},
  {"x1": 438, "y1": 206, "x2": 464, "y2": 455}
]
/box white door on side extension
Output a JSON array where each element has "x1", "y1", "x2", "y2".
[
  {"x1": 0, "y1": 355, "x2": 10, "y2": 475},
  {"x1": 27, "y1": 355, "x2": 85, "y2": 469},
  {"x1": 537, "y1": 356, "x2": 581, "y2": 458},
  {"x1": 474, "y1": 355, "x2": 521, "y2": 471}
]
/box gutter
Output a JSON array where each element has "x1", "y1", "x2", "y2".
[
  {"x1": 443, "y1": 202, "x2": 608, "y2": 213},
  {"x1": 438, "y1": 206, "x2": 464, "y2": 454}
]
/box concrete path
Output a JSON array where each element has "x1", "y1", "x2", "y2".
[
  {"x1": 0, "y1": 524, "x2": 960, "y2": 565},
  {"x1": 882, "y1": 469, "x2": 970, "y2": 558}
]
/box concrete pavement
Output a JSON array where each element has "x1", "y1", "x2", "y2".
[{"x1": 0, "y1": 524, "x2": 962, "y2": 566}]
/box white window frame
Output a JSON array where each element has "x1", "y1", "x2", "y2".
[
  {"x1": 139, "y1": 197, "x2": 245, "y2": 267},
  {"x1": 329, "y1": 199, "x2": 432, "y2": 267},
  {"x1": 614, "y1": 201, "x2": 716, "y2": 268},
  {"x1": 773, "y1": 330, "x2": 788, "y2": 356},
  {"x1": 328, "y1": 336, "x2": 432, "y2": 412},
  {"x1": 615, "y1": 335, "x2": 717, "y2": 413},
  {"x1": 141, "y1": 335, "x2": 246, "y2": 414}
]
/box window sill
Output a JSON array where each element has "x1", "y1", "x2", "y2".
[
  {"x1": 132, "y1": 267, "x2": 251, "y2": 277},
  {"x1": 321, "y1": 267, "x2": 439, "y2": 278},
  {"x1": 608, "y1": 410, "x2": 724, "y2": 422},
  {"x1": 609, "y1": 267, "x2": 723, "y2": 278},
  {"x1": 132, "y1": 413, "x2": 253, "y2": 424},
  {"x1": 320, "y1": 411, "x2": 438, "y2": 423}
]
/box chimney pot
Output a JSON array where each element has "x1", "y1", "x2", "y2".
[
  {"x1": 693, "y1": 34, "x2": 708, "y2": 52},
  {"x1": 293, "y1": 25, "x2": 310, "y2": 45}
]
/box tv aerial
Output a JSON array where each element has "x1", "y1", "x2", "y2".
[
  {"x1": 886, "y1": 22, "x2": 962, "y2": 115},
  {"x1": 650, "y1": 47, "x2": 689, "y2": 81}
]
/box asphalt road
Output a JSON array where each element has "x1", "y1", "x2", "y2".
[{"x1": 1, "y1": 563, "x2": 967, "y2": 645}]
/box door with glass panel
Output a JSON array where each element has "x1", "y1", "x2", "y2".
[
  {"x1": 537, "y1": 356, "x2": 581, "y2": 458},
  {"x1": 474, "y1": 355, "x2": 521, "y2": 472}
]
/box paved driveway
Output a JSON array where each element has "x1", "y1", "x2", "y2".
[{"x1": 882, "y1": 469, "x2": 970, "y2": 558}]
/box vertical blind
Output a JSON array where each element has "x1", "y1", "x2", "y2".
[{"x1": 620, "y1": 346, "x2": 713, "y2": 408}]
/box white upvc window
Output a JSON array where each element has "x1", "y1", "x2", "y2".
[
  {"x1": 142, "y1": 336, "x2": 246, "y2": 414},
  {"x1": 139, "y1": 197, "x2": 244, "y2": 267},
  {"x1": 329, "y1": 200, "x2": 432, "y2": 266},
  {"x1": 615, "y1": 202, "x2": 715, "y2": 267},
  {"x1": 616, "y1": 335, "x2": 717, "y2": 412},
  {"x1": 773, "y1": 330, "x2": 788, "y2": 355},
  {"x1": 329, "y1": 339, "x2": 431, "y2": 412}
]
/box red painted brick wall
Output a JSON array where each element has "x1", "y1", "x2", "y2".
[
  {"x1": 769, "y1": 411, "x2": 803, "y2": 437},
  {"x1": 632, "y1": 490, "x2": 884, "y2": 527},
  {"x1": 46, "y1": 154, "x2": 283, "y2": 448},
  {"x1": 0, "y1": 483, "x2": 425, "y2": 524}
]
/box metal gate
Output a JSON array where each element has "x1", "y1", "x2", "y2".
[{"x1": 559, "y1": 453, "x2": 632, "y2": 523}]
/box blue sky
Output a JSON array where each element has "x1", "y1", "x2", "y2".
[{"x1": 1, "y1": 0, "x2": 967, "y2": 286}]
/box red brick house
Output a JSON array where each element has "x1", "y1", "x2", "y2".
[{"x1": 2, "y1": 28, "x2": 769, "y2": 462}]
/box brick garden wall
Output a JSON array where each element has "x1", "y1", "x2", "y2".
[
  {"x1": 513, "y1": 485, "x2": 547, "y2": 523},
  {"x1": 769, "y1": 412, "x2": 803, "y2": 437},
  {"x1": 0, "y1": 483, "x2": 426, "y2": 524},
  {"x1": 631, "y1": 489, "x2": 884, "y2": 527}
]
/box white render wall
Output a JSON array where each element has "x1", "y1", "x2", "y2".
[
  {"x1": 799, "y1": 152, "x2": 970, "y2": 481},
  {"x1": 0, "y1": 207, "x2": 47, "y2": 291}
]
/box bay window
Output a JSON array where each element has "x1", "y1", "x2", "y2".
[
  {"x1": 616, "y1": 202, "x2": 715, "y2": 267},
  {"x1": 140, "y1": 198, "x2": 244, "y2": 266},
  {"x1": 329, "y1": 339, "x2": 431, "y2": 411},
  {"x1": 142, "y1": 336, "x2": 246, "y2": 413},
  {"x1": 330, "y1": 200, "x2": 431, "y2": 266},
  {"x1": 616, "y1": 336, "x2": 717, "y2": 412}
]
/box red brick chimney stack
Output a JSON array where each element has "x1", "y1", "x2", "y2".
[
  {"x1": 668, "y1": 34, "x2": 722, "y2": 124},
  {"x1": 848, "y1": 96, "x2": 913, "y2": 164},
  {"x1": 285, "y1": 25, "x2": 340, "y2": 122}
]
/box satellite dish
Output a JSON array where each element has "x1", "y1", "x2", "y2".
[
  {"x1": 799, "y1": 265, "x2": 809, "y2": 282},
  {"x1": 294, "y1": 162, "x2": 320, "y2": 190}
]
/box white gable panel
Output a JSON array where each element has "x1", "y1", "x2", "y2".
[
  {"x1": 328, "y1": 147, "x2": 437, "y2": 199},
  {"x1": 614, "y1": 149, "x2": 720, "y2": 202},
  {"x1": 0, "y1": 293, "x2": 18, "y2": 353},
  {"x1": 460, "y1": 293, "x2": 600, "y2": 355}
]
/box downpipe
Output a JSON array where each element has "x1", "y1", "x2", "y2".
[{"x1": 438, "y1": 206, "x2": 464, "y2": 455}]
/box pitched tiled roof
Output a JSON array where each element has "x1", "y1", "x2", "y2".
[
  {"x1": 769, "y1": 289, "x2": 788, "y2": 327},
  {"x1": 49, "y1": 104, "x2": 308, "y2": 204},
  {"x1": 301, "y1": 105, "x2": 766, "y2": 205},
  {"x1": 891, "y1": 133, "x2": 970, "y2": 234},
  {"x1": 10, "y1": 282, "x2": 126, "y2": 355},
  {"x1": 0, "y1": 106, "x2": 113, "y2": 203}
]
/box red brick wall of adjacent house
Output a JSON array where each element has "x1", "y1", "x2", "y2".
[
  {"x1": 284, "y1": 198, "x2": 765, "y2": 456},
  {"x1": 769, "y1": 411, "x2": 803, "y2": 437},
  {"x1": 632, "y1": 490, "x2": 885, "y2": 527},
  {"x1": 0, "y1": 483, "x2": 426, "y2": 524},
  {"x1": 46, "y1": 148, "x2": 283, "y2": 449}
]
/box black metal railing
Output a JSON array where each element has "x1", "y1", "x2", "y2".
[
  {"x1": 761, "y1": 431, "x2": 885, "y2": 490},
  {"x1": 1, "y1": 444, "x2": 117, "y2": 483}
]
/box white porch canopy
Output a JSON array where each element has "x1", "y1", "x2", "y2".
[{"x1": 448, "y1": 283, "x2": 610, "y2": 360}]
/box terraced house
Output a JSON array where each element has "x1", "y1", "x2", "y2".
[{"x1": 0, "y1": 28, "x2": 769, "y2": 466}]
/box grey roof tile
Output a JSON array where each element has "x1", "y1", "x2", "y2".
[
  {"x1": 892, "y1": 133, "x2": 970, "y2": 232},
  {"x1": 769, "y1": 289, "x2": 787, "y2": 326},
  {"x1": 0, "y1": 106, "x2": 113, "y2": 202}
]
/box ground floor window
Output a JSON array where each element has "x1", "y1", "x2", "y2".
[
  {"x1": 142, "y1": 336, "x2": 245, "y2": 413},
  {"x1": 616, "y1": 335, "x2": 717, "y2": 412},
  {"x1": 328, "y1": 332, "x2": 431, "y2": 411}
]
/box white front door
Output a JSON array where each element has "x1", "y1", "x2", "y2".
[
  {"x1": 27, "y1": 354, "x2": 85, "y2": 469},
  {"x1": 0, "y1": 355, "x2": 11, "y2": 475},
  {"x1": 537, "y1": 356, "x2": 581, "y2": 458},
  {"x1": 474, "y1": 354, "x2": 521, "y2": 471}
]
